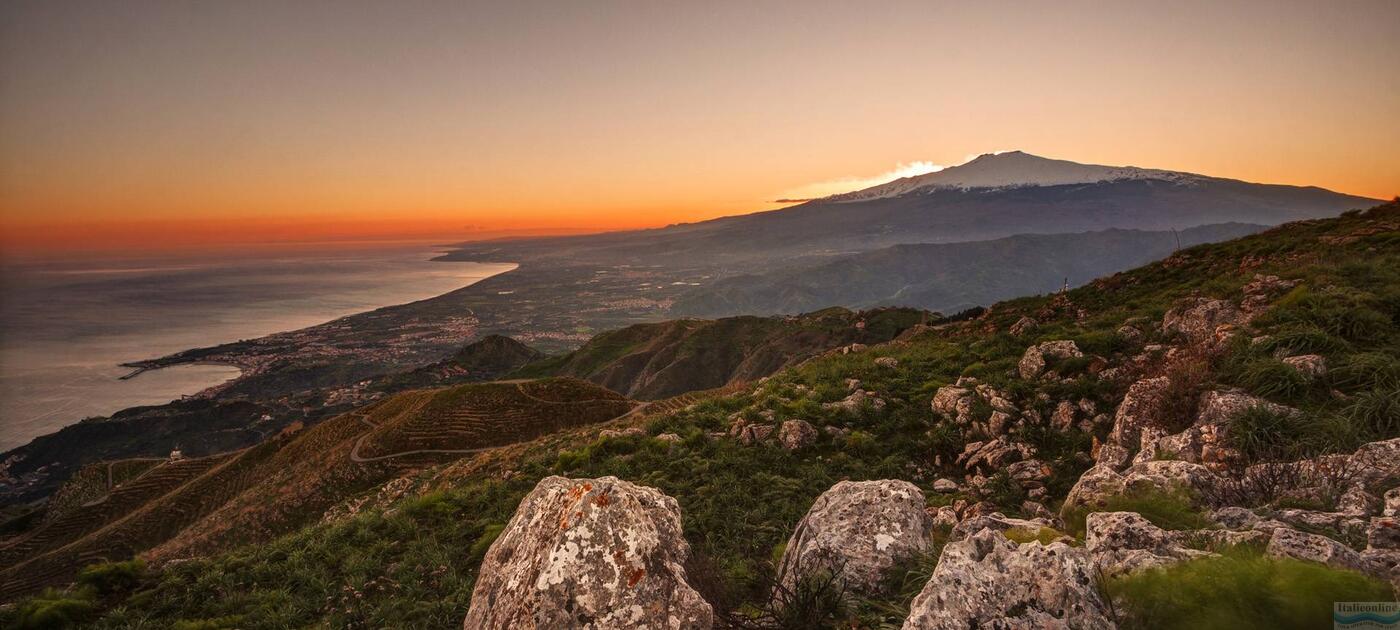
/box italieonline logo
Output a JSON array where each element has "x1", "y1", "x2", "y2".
[{"x1": 1336, "y1": 602, "x2": 1400, "y2": 629}]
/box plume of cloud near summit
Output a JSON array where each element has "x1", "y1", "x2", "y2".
[{"x1": 775, "y1": 161, "x2": 945, "y2": 203}]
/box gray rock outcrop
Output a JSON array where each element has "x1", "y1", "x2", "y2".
[
  {"x1": 902, "y1": 528, "x2": 1116, "y2": 629},
  {"x1": 776, "y1": 480, "x2": 933, "y2": 595},
  {"x1": 463, "y1": 476, "x2": 712, "y2": 630}
]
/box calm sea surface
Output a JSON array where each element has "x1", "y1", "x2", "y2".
[{"x1": 0, "y1": 243, "x2": 513, "y2": 451}]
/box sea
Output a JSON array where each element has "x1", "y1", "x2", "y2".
[{"x1": 0, "y1": 243, "x2": 513, "y2": 451}]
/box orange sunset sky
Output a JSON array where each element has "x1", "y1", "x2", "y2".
[{"x1": 2, "y1": 1, "x2": 1398, "y2": 254}]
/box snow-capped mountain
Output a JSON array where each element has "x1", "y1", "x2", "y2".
[{"x1": 827, "y1": 151, "x2": 1208, "y2": 202}]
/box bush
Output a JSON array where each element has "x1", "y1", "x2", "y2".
[
  {"x1": 0, "y1": 588, "x2": 99, "y2": 629},
  {"x1": 1107, "y1": 547, "x2": 1393, "y2": 630},
  {"x1": 76, "y1": 559, "x2": 146, "y2": 598}
]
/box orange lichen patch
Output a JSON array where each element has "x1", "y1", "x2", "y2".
[
  {"x1": 593, "y1": 490, "x2": 612, "y2": 507},
  {"x1": 627, "y1": 566, "x2": 646, "y2": 587}
]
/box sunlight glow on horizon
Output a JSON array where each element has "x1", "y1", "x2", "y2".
[{"x1": 2, "y1": 1, "x2": 1397, "y2": 253}]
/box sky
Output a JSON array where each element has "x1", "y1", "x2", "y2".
[{"x1": 2, "y1": 0, "x2": 1398, "y2": 254}]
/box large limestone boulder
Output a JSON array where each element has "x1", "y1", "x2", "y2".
[
  {"x1": 902, "y1": 528, "x2": 1116, "y2": 629},
  {"x1": 1267, "y1": 527, "x2": 1376, "y2": 576},
  {"x1": 1106, "y1": 377, "x2": 1173, "y2": 458},
  {"x1": 1161, "y1": 297, "x2": 1246, "y2": 345},
  {"x1": 1018, "y1": 340, "x2": 1083, "y2": 380},
  {"x1": 463, "y1": 476, "x2": 712, "y2": 630},
  {"x1": 776, "y1": 480, "x2": 933, "y2": 594}
]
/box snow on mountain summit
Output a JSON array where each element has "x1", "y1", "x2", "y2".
[{"x1": 826, "y1": 151, "x2": 1208, "y2": 202}]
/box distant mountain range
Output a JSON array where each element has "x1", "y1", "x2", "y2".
[
  {"x1": 669, "y1": 223, "x2": 1267, "y2": 317},
  {"x1": 441, "y1": 151, "x2": 1376, "y2": 267}
]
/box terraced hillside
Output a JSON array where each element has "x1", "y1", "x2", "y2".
[
  {"x1": 523, "y1": 307, "x2": 928, "y2": 399},
  {"x1": 0, "y1": 378, "x2": 636, "y2": 602}
]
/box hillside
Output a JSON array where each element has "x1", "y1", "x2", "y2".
[
  {"x1": 519, "y1": 307, "x2": 928, "y2": 399},
  {"x1": 672, "y1": 223, "x2": 1264, "y2": 316},
  {"x1": 0, "y1": 378, "x2": 638, "y2": 601},
  {"x1": 8, "y1": 200, "x2": 1394, "y2": 628}
]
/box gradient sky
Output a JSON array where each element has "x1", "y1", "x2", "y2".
[{"x1": 2, "y1": 0, "x2": 1398, "y2": 253}]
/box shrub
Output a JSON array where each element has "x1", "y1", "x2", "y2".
[
  {"x1": 76, "y1": 559, "x2": 146, "y2": 598},
  {"x1": 1228, "y1": 406, "x2": 1319, "y2": 460},
  {"x1": 0, "y1": 588, "x2": 99, "y2": 629},
  {"x1": 1107, "y1": 547, "x2": 1393, "y2": 630}
]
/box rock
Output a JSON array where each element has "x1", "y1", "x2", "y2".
[
  {"x1": 845, "y1": 378, "x2": 862, "y2": 391},
  {"x1": 600, "y1": 426, "x2": 647, "y2": 439},
  {"x1": 1267, "y1": 527, "x2": 1376, "y2": 575},
  {"x1": 463, "y1": 476, "x2": 712, "y2": 629},
  {"x1": 1338, "y1": 485, "x2": 1381, "y2": 517},
  {"x1": 930, "y1": 506, "x2": 960, "y2": 529},
  {"x1": 950, "y1": 512, "x2": 1057, "y2": 541},
  {"x1": 1210, "y1": 506, "x2": 1261, "y2": 530},
  {"x1": 1051, "y1": 401, "x2": 1077, "y2": 431},
  {"x1": 1009, "y1": 316, "x2": 1038, "y2": 337},
  {"x1": 956, "y1": 437, "x2": 1033, "y2": 471},
  {"x1": 1107, "y1": 377, "x2": 1173, "y2": 455},
  {"x1": 1094, "y1": 440, "x2": 1133, "y2": 470},
  {"x1": 1369, "y1": 517, "x2": 1400, "y2": 550},
  {"x1": 932, "y1": 478, "x2": 959, "y2": 494},
  {"x1": 655, "y1": 433, "x2": 682, "y2": 444},
  {"x1": 1386, "y1": 488, "x2": 1400, "y2": 518},
  {"x1": 902, "y1": 528, "x2": 1116, "y2": 629},
  {"x1": 776, "y1": 419, "x2": 817, "y2": 451},
  {"x1": 776, "y1": 480, "x2": 934, "y2": 595},
  {"x1": 1063, "y1": 465, "x2": 1127, "y2": 511},
  {"x1": 1122, "y1": 460, "x2": 1221, "y2": 498},
  {"x1": 1116, "y1": 323, "x2": 1144, "y2": 342},
  {"x1": 875, "y1": 356, "x2": 900, "y2": 368},
  {"x1": 986, "y1": 411, "x2": 1013, "y2": 436},
  {"x1": 1196, "y1": 389, "x2": 1295, "y2": 426},
  {"x1": 931, "y1": 386, "x2": 970, "y2": 415},
  {"x1": 825, "y1": 389, "x2": 885, "y2": 414},
  {"x1": 1161, "y1": 297, "x2": 1247, "y2": 345},
  {"x1": 1086, "y1": 511, "x2": 1199, "y2": 577},
  {"x1": 1018, "y1": 340, "x2": 1084, "y2": 380},
  {"x1": 1282, "y1": 354, "x2": 1328, "y2": 378},
  {"x1": 1006, "y1": 459, "x2": 1051, "y2": 488},
  {"x1": 739, "y1": 424, "x2": 774, "y2": 445}
]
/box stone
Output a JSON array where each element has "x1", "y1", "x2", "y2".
[
  {"x1": 776, "y1": 480, "x2": 934, "y2": 595},
  {"x1": 1009, "y1": 316, "x2": 1038, "y2": 336},
  {"x1": 931, "y1": 386, "x2": 970, "y2": 415},
  {"x1": 463, "y1": 476, "x2": 711, "y2": 629},
  {"x1": 1006, "y1": 459, "x2": 1051, "y2": 488},
  {"x1": 654, "y1": 433, "x2": 682, "y2": 444},
  {"x1": 1196, "y1": 389, "x2": 1295, "y2": 426},
  {"x1": 875, "y1": 356, "x2": 899, "y2": 368},
  {"x1": 1107, "y1": 377, "x2": 1173, "y2": 453},
  {"x1": 1267, "y1": 527, "x2": 1375, "y2": 576},
  {"x1": 1386, "y1": 488, "x2": 1400, "y2": 518},
  {"x1": 950, "y1": 512, "x2": 1056, "y2": 541},
  {"x1": 1063, "y1": 464, "x2": 1127, "y2": 511},
  {"x1": 932, "y1": 478, "x2": 959, "y2": 494},
  {"x1": 902, "y1": 528, "x2": 1116, "y2": 630},
  {"x1": 599, "y1": 426, "x2": 647, "y2": 439},
  {"x1": 1051, "y1": 401, "x2": 1077, "y2": 431},
  {"x1": 956, "y1": 436, "x2": 1032, "y2": 471},
  {"x1": 1210, "y1": 506, "x2": 1261, "y2": 530},
  {"x1": 1161, "y1": 297, "x2": 1247, "y2": 345},
  {"x1": 776, "y1": 419, "x2": 817, "y2": 451},
  {"x1": 1018, "y1": 340, "x2": 1084, "y2": 380},
  {"x1": 1369, "y1": 517, "x2": 1400, "y2": 550},
  {"x1": 1283, "y1": 354, "x2": 1328, "y2": 378},
  {"x1": 1122, "y1": 460, "x2": 1222, "y2": 498},
  {"x1": 738, "y1": 424, "x2": 774, "y2": 445},
  {"x1": 825, "y1": 389, "x2": 885, "y2": 414}
]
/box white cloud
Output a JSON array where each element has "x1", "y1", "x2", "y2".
[{"x1": 775, "y1": 160, "x2": 944, "y2": 202}]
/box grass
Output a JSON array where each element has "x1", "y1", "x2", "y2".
[
  {"x1": 8, "y1": 201, "x2": 1399, "y2": 627},
  {"x1": 1063, "y1": 485, "x2": 1212, "y2": 538},
  {"x1": 1106, "y1": 547, "x2": 1394, "y2": 630}
]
